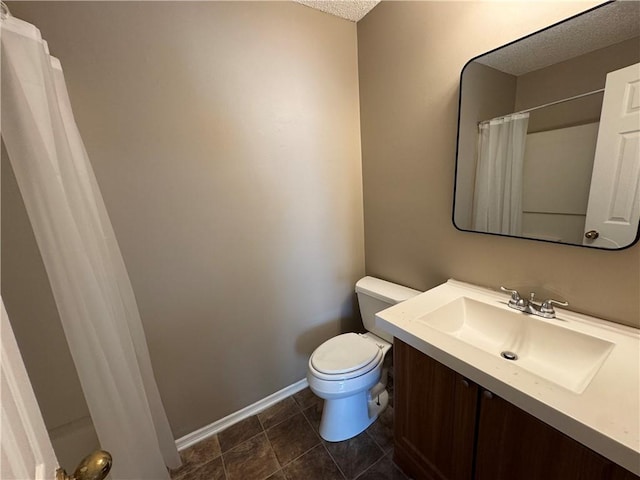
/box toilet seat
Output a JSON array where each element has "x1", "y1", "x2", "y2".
[{"x1": 310, "y1": 333, "x2": 383, "y2": 380}]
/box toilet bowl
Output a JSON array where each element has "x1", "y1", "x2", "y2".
[{"x1": 307, "y1": 277, "x2": 420, "y2": 442}]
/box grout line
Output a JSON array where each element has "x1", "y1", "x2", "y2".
[
  {"x1": 353, "y1": 452, "x2": 386, "y2": 479},
  {"x1": 279, "y1": 442, "x2": 322, "y2": 471},
  {"x1": 176, "y1": 378, "x2": 308, "y2": 451},
  {"x1": 220, "y1": 451, "x2": 230, "y2": 480},
  {"x1": 263, "y1": 469, "x2": 285, "y2": 480},
  {"x1": 298, "y1": 396, "x2": 348, "y2": 479},
  {"x1": 363, "y1": 421, "x2": 388, "y2": 454},
  {"x1": 321, "y1": 441, "x2": 348, "y2": 480},
  {"x1": 263, "y1": 410, "x2": 323, "y2": 471},
  {"x1": 196, "y1": 385, "x2": 397, "y2": 480},
  {"x1": 224, "y1": 430, "x2": 278, "y2": 480},
  {"x1": 390, "y1": 454, "x2": 410, "y2": 480},
  {"x1": 287, "y1": 405, "x2": 346, "y2": 479},
  {"x1": 300, "y1": 404, "x2": 313, "y2": 424},
  {"x1": 291, "y1": 390, "x2": 307, "y2": 410},
  {"x1": 262, "y1": 423, "x2": 282, "y2": 469},
  {"x1": 300, "y1": 407, "x2": 321, "y2": 439},
  {"x1": 260, "y1": 425, "x2": 290, "y2": 480},
  {"x1": 256, "y1": 411, "x2": 266, "y2": 432},
  {"x1": 222, "y1": 429, "x2": 264, "y2": 455},
  {"x1": 260, "y1": 398, "x2": 304, "y2": 432},
  {"x1": 257, "y1": 467, "x2": 281, "y2": 480}
]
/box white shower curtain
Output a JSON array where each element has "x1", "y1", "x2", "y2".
[
  {"x1": 1, "y1": 15, "x2": 180, "y2": 480},
  {"x1": 472, "y1": 113, "x2": 529, "y2": 236}
]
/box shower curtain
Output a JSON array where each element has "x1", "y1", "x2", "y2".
[
  {"x1": 472, "y1": 113, "x2": 529, "y2": 236},
  {"x1": 1, "y1": 14, "x2": 180, "y2": 480}
]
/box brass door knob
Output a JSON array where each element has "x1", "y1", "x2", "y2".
[
  {"x1": 584, "y1": 230, "x2": 599, "y2": 240},
  {"x1": 56, "y1": 450, "x2": 112, "y2": 480}
]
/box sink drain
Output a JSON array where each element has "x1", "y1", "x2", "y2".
[{"x1": 501, "y1": 351, "x2": 518, "y2": 361}]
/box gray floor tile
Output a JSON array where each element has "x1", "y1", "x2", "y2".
[
  {"x1": 258, "y1": 397, "x2": 301, "y2": 430},
  {"x1": 170, "y1": 435, "x2": 222, "y2": 478},
  {"x1": 218, "y1": 415, "x2": 262, "y2": 452},
  {"x1": 302, "y1": 400, "x2": 323, "y2": 434},
  {"x1": 181, "y1": 364, "x2": 397, "y2": 480},
  {"x1": 292, "y1": 388, "x2": 323, "y2": 410},
  {"x1": 266, "y1": 412, "x2": 320, "y2": 466},
  {"x1": 366, "y1": 406, "x2": 394, "y2": 453},
  {"x1": 265, "y1": 470, "x2": 286, "y2": 480},
  {"x1": 223, "y1": 432, "x2": 279, "y2": 480},
  {"x1": 324, "y1": 431, "x2": 384, "y2": 479},
  {"x1": 355, "y1": 453, "x2": 408, "y2": 480},
  {"x1": 188, "y1": 457, "x2": 226, "y2": 480},
  {"x1": 282, "y1": 444, "x2": 344, "y2": 480}
]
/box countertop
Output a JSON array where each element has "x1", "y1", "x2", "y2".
[{"x1": 376, "y1": 279, "x2": 640, "y2": 475}]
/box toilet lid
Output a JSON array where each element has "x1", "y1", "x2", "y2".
[{"x1": 311, "y1": 333, "x2": 382, "y2": 375}]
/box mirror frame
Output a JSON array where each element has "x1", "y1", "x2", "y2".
[{"x1": 452, "y1": 0, "x2": 640, "y2": 251}]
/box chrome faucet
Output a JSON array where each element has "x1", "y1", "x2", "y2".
[{"x1": 500, "y1": 287, "x2": 568, "y2": 319}]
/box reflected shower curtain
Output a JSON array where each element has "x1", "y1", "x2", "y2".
[
  {"x1": 472, "y1": 113, "x2": 529, "y2": 236},
  {"x1": 1, "y1": 15, "x2": 180, "y2": 479}
]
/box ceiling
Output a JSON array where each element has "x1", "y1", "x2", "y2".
[
  {"x1": 476, "y1": 1, "x2": 640, "y2": 76},
  {"x1": 295, "y1": 0, "x2": 380, "y2": 22}
]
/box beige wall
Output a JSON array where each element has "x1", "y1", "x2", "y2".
[
  {"x1": 517, "y1": 36, "x2": 640, "y2": 133},
  {"x1": 358, "y1": 1, "x2": 639, "y2": 327},
  {"x1": 3, "y1": 0, "x2": 364, "y2": 444},
  {"x1": 455, "y1": 62, "x2": 516, "y2": 229}
]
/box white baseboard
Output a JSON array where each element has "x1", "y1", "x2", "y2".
[{"x1": 175, "y1": 378, "x2": 309, "y2": 451}]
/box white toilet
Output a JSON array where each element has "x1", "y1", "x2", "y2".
[{"x1": 307, "y1": 276, "x2": 420, "y2": 442}]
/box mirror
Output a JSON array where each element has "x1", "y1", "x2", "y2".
[{"x1": 453, "y1": 1, "x2": 640, "y2": 250}]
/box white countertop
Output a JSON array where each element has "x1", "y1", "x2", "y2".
[{"x1": 376, "y1": 279, "x2": 640, "y2": 475}]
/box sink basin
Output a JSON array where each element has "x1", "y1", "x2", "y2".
[
  {"x1": 417, "y1": 297, "x2": 614, "y2": 394},
  {"x1": 376, "y1": 279, "x2": 639, "y2": 474}
]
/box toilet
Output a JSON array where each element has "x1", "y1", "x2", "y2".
[{"x1": 307, "y1": 276, "x2": 420, "y2": 442}]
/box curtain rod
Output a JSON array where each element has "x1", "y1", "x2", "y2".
[{"x1": 479, "y1": 87, "x2": 605, "y2": 125}]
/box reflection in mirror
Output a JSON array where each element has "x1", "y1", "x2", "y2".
[{"x1": 453, "y1": 1, "x2": 640, "y2": 249}]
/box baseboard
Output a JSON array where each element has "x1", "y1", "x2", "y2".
[{"x1": 175, "y1": 378, "x2": 309, "y2": 451}]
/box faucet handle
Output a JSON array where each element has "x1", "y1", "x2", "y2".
[
  {"x1": 540, "y1": 298, "x2": 569, "y2": 315},
  {"x1": 500, "y1": 286, "x2": 521, "y2": 306}
]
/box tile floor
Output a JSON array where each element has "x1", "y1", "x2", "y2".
[{"x1": 169, "y1": 374, "x2": 409, "y2": 480}]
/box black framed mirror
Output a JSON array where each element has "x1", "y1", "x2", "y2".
[{"x1": 453, "y1": 1, "x2": 640, "y2": 250}]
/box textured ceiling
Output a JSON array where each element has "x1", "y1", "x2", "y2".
[
  {"x1": 476, "y1": 1, "x2": 640, "y2": 76},
  {"x1": 295, "y1": 0, "x2": 380, "y2": 22}
]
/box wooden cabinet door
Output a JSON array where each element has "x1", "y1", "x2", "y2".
[
  {"x1": 475, "y1": 390, "x2": 639, "y2": 480},
  {"x1": 393, "y1": 339, "x2": 478, "y2": 480}
]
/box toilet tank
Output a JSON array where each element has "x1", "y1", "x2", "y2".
[{"x1": 355, "y1": 276, "x2": 421, "y2": 343}]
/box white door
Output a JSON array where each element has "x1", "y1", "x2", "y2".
[
  {"x1": 1, "y1": 298, "x2": 59, "y2": 479},
  {"x1": 584, "y1": 62, "x2": 640, "y2": 248}
]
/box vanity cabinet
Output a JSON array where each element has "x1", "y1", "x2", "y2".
[
  {"x1": 393, "y1": 338, "x2": 478, "y2": 480},
  {"x1": 393, "y1": 339, "x2": 639, "y2": 480}
]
